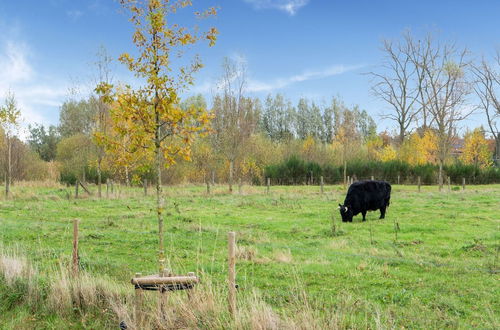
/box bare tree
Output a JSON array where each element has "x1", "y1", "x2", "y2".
[
  {"x1": 92, "y1": 45, "x2": 112, "y2": 197},
  {"x1": 472, "y1": 52, "x2": 500, "y2": 165},
  {"x1": 369, "y1": 36, "x2": 421, "y2": 144},
  {"x1": 420, "y1": 37, "x2": 474, "y2": 190},
  {"x1": 403, "y1": 32, "x2": 436, "y2": 130},
  {"x1": 212, "y1": 57, "x2": 259, "y2": 192}
]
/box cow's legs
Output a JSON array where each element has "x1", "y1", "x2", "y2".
[
  {"x1": 361, "y1": 210, "x2": 367, "y2": 222},
  {"x1": 379, "y1": 206, "x2": 386, "y2": 219}
]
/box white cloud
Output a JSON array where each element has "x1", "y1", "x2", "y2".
[
  {"x1": 0, "y1": 41, "x2": 33, "y2": 83},
  {"x1": 189, "y1": 63, "x2": 363, "y2": 97},
  {"x1": 0, "y1": 39, "x2": 68, "y2": 131},
  {"x1": 247, "y1": 64, "x2": 364, "y2": 92},
  {"x1": 244, "y1": 0, "x2": 310, "y2": 15}
]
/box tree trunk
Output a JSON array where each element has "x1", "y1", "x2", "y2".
[
  {"x1": 97, "y1": 158, "x2": 102, "y2": 198},
  {"x1": 495, "y1": 137, "x2": 500, "y2": 166},
  {"x1": 229, "y1": 159, "x2": 234, "y2": 193},
  {"x1": 438, "y1": 161, "x2": 443, "y2": 191},
  {"x1": 125, "y1": 165, "x2": 130, "y2": 187},
  {"x1": 5, "y1": 137, "x2": 11, "y2": 198},
  {"x1": 155, "y1": 136, "x2": 165, "y2": 275},
  {"x1": 343, "y1": 160, "x2": 347, "y2": 188}
]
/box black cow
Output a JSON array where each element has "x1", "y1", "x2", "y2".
[{"x1": 338, "y1": 180, "x2": 391, "y2": 222}]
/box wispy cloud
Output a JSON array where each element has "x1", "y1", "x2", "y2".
[
  {"x1": 247, "y1": 64, "x2": 364, "y2": 92},
  {"x1": 0, "y1": 39, "x2": 68, "y2": 129},
  {"x1": 244, "y1": 0, "x2": 310, "y2": 16},
  {"x1": 0, "y1": 41, "x2": 33, "y2": 83},
  {"x1": 189, "y1": 63, "x2": 363, "y2": 96}
]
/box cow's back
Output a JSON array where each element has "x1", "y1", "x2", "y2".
[{"x1": 344, "y1": 181, "x2": 391, "y2": 213}]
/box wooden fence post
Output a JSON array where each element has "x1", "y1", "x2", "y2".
[
  {"x1": 462, "y1": 177, "x2": 465, "y2": 190},
  {"x1": 206, "y1": 180, "x2": 211, "y2": 195},
  {"x1": 447, "y1": 176, "x2": 451, "y2": 192},
  {"x1": 106, "y1": 179, "x2": 109, "y2": 198},
  {"x1": 320, "y1": 176, "x2": 324, "y2": 194},
  {"x1": 397, "y1": 175, "x2": 400, "y2": 185},
  {"x1": 72, "y1": 219, "x2": 79, "y2": 277},
  {"x1": 266, "y1": 178, "x2": 270, "y2": 194},
  {"x1": 347, "y1": 176, "x2": 350, "y2": 187},
  {"x1": 371, "y1": 175, "x2": 374, "y2": 181},
  {"x1": 418, "y1": 176, "x2": 421, "y2": 192},
  {"x1": 228, "y1": 232, "x2": 236, "y2": 318},
  {"x1": 134, "y1": 272, "x2": 143, "y2": 326},
  {"x1": 75, "y1": 180, "x2": 79, "y2": 199},
  {"x1": 238, "y1": 178, "x2": 242, "y2": 195},
  {"x1": 143, "y1": 179, "x2": 147, "y2": 196}
]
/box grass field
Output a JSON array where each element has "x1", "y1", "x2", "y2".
[{"x1": 0, "y1": 182, "x2": 499, "y2": 329}]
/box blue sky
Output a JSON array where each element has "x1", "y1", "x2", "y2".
[{"x1": 0, "y1": 0, "x2": 499, "y2": 134}]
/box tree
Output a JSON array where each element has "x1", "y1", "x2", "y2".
[
  {"x1": 97, "y1": 0, "x2": 217, "y2": 274},
  {"x1": 92, "y1": 46, "x2": 113, "y2": 197},
  {"x1": 57, "y1": 134, "x2": 96, "y2": 183},
  {"x1": 59, "y1": 98, "x2": 97, "y2": 138},
  {"x1": 419, "y1": 35, "x2": 474, "y2": 190},
  {"x1": 460, "y1": 128, "x2": 493, "y2": 169},
  {"x1": 399, "y1": 130, "x2": 438, "y2": 165},
  {"x1": 260, "y1": 94, "x2": 294, "y2": 141},
  {"x1": 295, "y1": 98, "x2": 311, "y2": 139},
  {"x1": 369, "y1": 34, "x2": 421, "y2": 144},
  {"x1": 27, "y1": 124, "x2": 60, "y2": 161},
  {"x1": 0, "y1": 91, "x2": 21, "y2": 197},
  {"x1": 211, "y1": 57, "x2": 260, "y2": 192},
  {"x1": 472, "y1": 53, "x2": 500, "y2": 165}
]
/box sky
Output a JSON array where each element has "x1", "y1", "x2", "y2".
[{"x1": 0, "y1": 0, "x2": 499, "y2": 136}]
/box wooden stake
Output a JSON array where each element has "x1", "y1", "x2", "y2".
[
  {"x1": 347, "y1": 176, "x2": 350, "y2": 187},
  {"x1": 72, "y1": 219, "x2": 79, "y2": 277},
  {"x1": 397, "y1": 175, "x2": 400, "y2": 185},
  {"x1": 75, "y1": 180, "x2": 79, "y2": 199},
  {"x1": 371, "y1": 175, "x2": 374, "y2": 181},
  {"x1": 206, "y1": 180, "x2": 210, "y2": 195},
  {"x1": 266, "y1": 178, "x2": 270, "y2": 194},
  {"x1": 238, "y1": 178, "x2": 242, "y2": 195},
  {"x1": 228, "y1": 232, "x2": 236, "y2": 318},
  {"x1": 418, "y1": 176, "x2": 421, "y2": 192},
  {"x1": 447, "y1": 176, "x2": 451, "y2": 192},
  {"x1": 320, "y1": 176, "x2": 324, "y2": 194},
  {"x1": 462, "y1": 177, "x2": 465, "y2": 191},
  {"x1": 134, "y1": 272, "x2": 143, "y2": 326},
  {"x1": 143, "y1": 179, "x2": 148, "y2": 196}
]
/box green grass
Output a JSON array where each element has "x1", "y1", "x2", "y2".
[{"x1": 0, "y1": 183, "x2": 499, "y2": 328}]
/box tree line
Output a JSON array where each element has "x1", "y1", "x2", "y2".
[{"x1": 0, "y1": 30, "x2": 498, "y2": 194}]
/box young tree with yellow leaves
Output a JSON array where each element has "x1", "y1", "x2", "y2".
[
  {"x1": 460, "y1": 128, "x2": 493, "y2": 169},
  {"x1": 0, "y1": 91, "x2": 21, "y2": 197},
  {"x1": 96, "y1": 0, "x2": 217, "y2": 274}
]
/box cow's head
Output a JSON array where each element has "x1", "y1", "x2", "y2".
[{"x1": 338, "y1": 204, "x2": 353, "y2": 222}]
